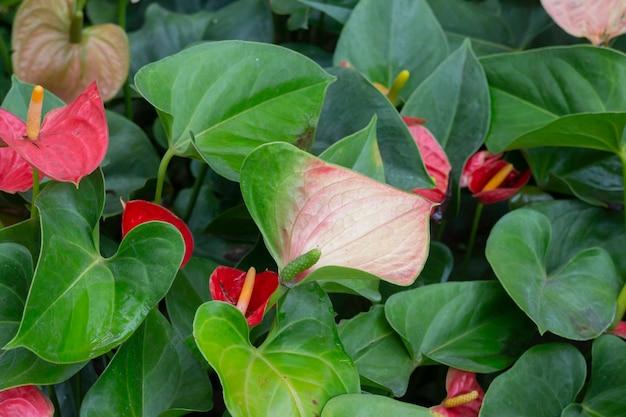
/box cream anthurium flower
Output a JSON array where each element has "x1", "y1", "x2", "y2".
[
  {"x1": 12, "y1": 0, "x2": 129, "y2": 103},
  {"x1": 541, "y1": 0, "x2": 626, "y2": 45}
]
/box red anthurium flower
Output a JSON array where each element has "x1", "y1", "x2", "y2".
[
  {"x1": 121, "y1": 200, "x2": 194, "y2": 268},
  {"x1": 209, "y1": 266, "x2": 279, "y2": 326},
  {"x1": 0, "y1": 83, "x2": 107, "y2": 186},
  {"x1": 0, "y1": 148, "x2": 34, "y2": 193},
  {"x1": 404, "y1": 116, "x2": 451, "y2": 220},
  {"x1": 609, "y1": 321, "x2": 626, "y2": 340},
  {"x1": 430, "y1": 368, "x2": 485, "y2": 417},
  {"x1": 461, "y1": 150, "x2": 531, "y2": 204},
  {"x1": 0, "y1": 385, "x2": 54, "y2": 417}
]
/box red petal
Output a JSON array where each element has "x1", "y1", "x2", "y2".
[
  {"x1": 471, "y1": 168, "x2": 531, "y2": 204},
  {"x1": 121, "y1": 200, "x2": 194, "y2": 268},
  {"x1": 610, "y1": 321, "x2": 626, "y2": 340},
  {"x1": 430, "y1": 369, "x2": 484, "y2": 417},
  {"x1": 0, "y1": 148, "x2": 35, "y2": 193},
  {"x1": 0, "y1": 386, "x2": 54, "y2": 417},
  {"x1": 2, "y1": 83, "x2": 107, "y2": 185},
  {"x1": 460, "y1": 151, "x2": 502, "y2": 188}
]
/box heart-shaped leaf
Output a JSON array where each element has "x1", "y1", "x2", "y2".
[
  {"x1": 486, "y1": 208, "x2": 620, "y2": 340},
  {"x1": 0, "y1": 242, "x2": 85, "y2": 390},
  {"x1": 322, "y1": 394, "x2": 432, "y2": 417},
  {"x1": 562, "y1": 335, "x2": 626, "y2": 417},
  {"x1": 480, "y1": 343, "x2": 586, "y2": 417},
  {"x1": 240, "y1": 142, "x2": 433, "y2": 286},
  {"x1": 193, "y1": 282, "x2": 360, "y2": 417},
  {"x1": 134, "y1": 40, "x2": 335, "y2": 180},
  {"x1": 12, "y1": 0, "x2": 129, "y2": 102},
  {"x1": 3, "y1": 169, "x2": 185, "y2": 363},
  {"x1": 385, "y1": 281, "x2": 534, "y2": 372},
  {"x1": 480, "y1": 45, "x2": 626, "y2": 153},
  {"x1": 333, "y1": 0, "x2": 448, "y2": 100},
  {"x1": 338, "y1": 305, "x2": 413, "y2": 396},
  {"x1": 80, "y1": 309, "x2": 213, "y2": 417}
]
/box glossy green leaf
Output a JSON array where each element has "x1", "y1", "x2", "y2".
[
  {"x1": 203, "y1": 0, "x2": 274, "y2": 43},
  {"x1": 338, "y1": 305, "x2": 413, "y2": 396},
  {"x1": 80, "y1": 309, "x2": 212, "y2": 417},
  {"x1": 562, "y1": 335, "x2": 626, "y2": 417},
  {"x1": 101, "y1": 111, "x2": 161, "y2": 217},
  {"x1": 128, "y1": 4, "x2": 214, "y2": 78},
  {"x1": 4, "y1": 170, "x2": 185, "y2": 363},
  {"x1": 193, "y1": 283, "x2": 360, "y2": 417},
  {"x1": 333, "y1": 0, "x2": 448, "y2": 99},
  {"x1": 241, "y1": 142, "x2": 433, "y2": 286},
  {"x1": 0, "y1": 243, "x2": 85, "y2": 389},
  {"x1": 299, "y1": 0, "x2": 352, "y2": 24},
  {"x1": 313, "y1": 66, "x2": 433, "y2": 190},
  {"x1": 321, "y1": 394, "x2": 432, "y2": 417},
  {"x1": 319, "y1": 115, "x2": 385, "y2": 182},
  {"x1": 134, "y1": 41, "x2": 335, "y2": 181},
  {"x1": 0, "y1": 218, "x2": 40, "y2": 261},
  {"x1": 403, "y1": 40, "x2": 490, "y2": 195},
  {"x1": 1, "y1": 75, "x2": 64, "y2": 118},
  {"x1": 481, "y1": 343, "x2": 586, "y2": 417},
  {"x1": 486, "y1": 208, "x2": 620, "y2": 340},
  {"x1": 481, "y1": 45, "x2": 626, "y2": 153},
  {"x1": 385, "y1": 281, "x2": 534, "y2": 372}
]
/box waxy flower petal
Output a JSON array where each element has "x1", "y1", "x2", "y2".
[
  {"x1": 0, "y1": 83, "x2": 107, "y2": 185},
  {"x1": 461, "y1": 150, "x2": 531, "y2": 204},
  {"x1": 121, "y1": 200, "x2": 194, "y2": 268},
  {"x1": 610, "y1": 321, "x2": 626, "y2": 340},
  {"x1": 209, "y1": 266, "x2": 279, "y2": 326},
  {"x1": 0, "y1": 386, "x2": 54, "y2": 417},
  {"x1": 0, "y1": 147, "x2": 34, "y2": 193},
  {"x1": 431, "y1": 368, "x2": 484, "y2": 417},
  {"x1": 541, "y1": 0, "x2": 626, "y2": 46},
  {"x1": 12, "y1": 0, "x2": 129, "y2": 103}
]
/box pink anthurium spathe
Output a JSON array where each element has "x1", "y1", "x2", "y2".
[
  {"x1": 241, "y1": 142, "x2": 435, "y2": 286},
  {"x1": 609, "y1": 321, "x2": 626, "y2": 340},
  {"x1": 403, "y1": 116, "x2": 451, "y2": 220},
  {"x1": 209, "y1": 266, "x2": 279, "y2": 326},
  {"x1": 0, "y1": 385, "x2": 54, "y2": 417},
  {"x1": 430, "y1": 368, "x2": 485, "y2": 417},
  {"x1": 0, "y1": 82, "x2": 107, "y2": 186},
  {"x1": 0, "y1": 148, "x2": 35, "y2": 193},
  {"x1": 461, "y1": 150, "x2": 531, "y2": 204},
  {"x1": 540, "y1": 0, "x2": 626, "y2": 46},
  {"x1": 12, "y1": 0, "x2": 129, "y2": 103}
]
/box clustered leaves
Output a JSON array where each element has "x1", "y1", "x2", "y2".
[{"x1": 0, "y1": 0, "x2": 625, "y2": 417}]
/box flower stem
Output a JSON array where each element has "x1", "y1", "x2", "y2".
[
  {"x1": 154, "y1": 148, "x2": 175, "y2": 205},
  {"x1": 30, "y1": 168, "x2": 40, "y2": 219},
  {"x1": 462, "y1": 201, "x2": 484, "y2": 278},
  {"x1": 183, "y1": 162, "x2": 208, "y2": 222}
]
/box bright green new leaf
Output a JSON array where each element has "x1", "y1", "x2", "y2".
[
  {"x1": 385, "y1": 281, "x2": 534, "y2": 372},
  {"x1": 240, "y1": 142, "x2": 433, "y2": 286},
  {"x1": 486, "y1": 208, "x2": 620, "y2": 340},
  {"x1": 80, "y1": 309, "x2": 213, "y2": 417},
  {"x1": 481, "y1": 343, "x2": 586, "y2": 417},
  {"x1": 193, "y1": 282, "x2": 360, "y2": 417},
  {"x1": 4, "y1": 170, "x2": 185, "y2": 363},
  {"x1": 321, "y1": 394, "x2": 432, "y2": 417},
  {"x1": 134, "y1": 40, "x2": 335, "y2": 181}
]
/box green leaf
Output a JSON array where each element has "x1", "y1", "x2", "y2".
[
  {"x1": 101, "y1": 111, "x2": 161, "y2": 217},
  {"x1": 321, "y1": 394, "x2": 432, "y2": 417},
  {"x1": 80, "y1": 309, "x2": 213, "y2": 417},
  {"x1": 338, "y1": 305, "x2": 413, "y2": 396},
  {"x1": 480, "y1": 45, "x2": 626, "y2": 153},
  {"x1": 481, "y1": 343, "x2": 586, "y2": 417},
  {"x1": 4, "y1": 170, "x2": 185, "y2": 363},
  {"x1": 0, "y1": 218, "x2": 40, "y2": 262},
  {"x1": 402, "y1": 40, "x2": 490, "y2": 196},
  {"x1": 193, "y1": 282, "x2": 360, "y2": 417},
  {"x1": 299, "y1": 0, "x2": 352, "y2": 24},
  {"x1": 486, "y1": 208, "x2": 620, "y2": 340},
  {"x1": 319, "y1": 115, "x2": 385, "y2": 182},
  {"x1": 134, "y1": 41, "x2": 335, "y2": 180},
  {"x1": 385, "y1": 281, "x2": 534, "y2": 372},
  {"x1": 313, "y1": 66, "x2": 434, "y2": 190},
  {"x1": 0, "y1": 243, "x2": 85, "y2": 389},
  {"x1": 1, "y1": 75, "x2": 64, "y2": 119},
  {"x1": 240, "y1": 142, "x2": 433, "y2": 286},
  {"x1": 562, "y1": 335, "x2": 626, "y2": 417},
  {"x1": 203, "y1": 0, "x2": 274, "y2": 43},
  {"x1": 333, "y1": 0, "x2": 448, "y2": 100}
]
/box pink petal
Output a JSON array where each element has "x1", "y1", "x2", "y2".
[
  {"x1": 610, "y1": 321, "x2": 626, "y2": 340},
  {"x1": 0, "y1": 386, "x2": 54, "y2": 417},
  {"x1": 285, "y1": 160, "x2": 434, "y2": 285},
  {"x1": 2, "y1": 83, "x2": 108, "y2": 185},
  {"x1": 0, "y1": 148, "x2": 34, "y2": 193}
]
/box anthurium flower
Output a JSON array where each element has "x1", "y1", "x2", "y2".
[
  {"x1": 540, "y1": 0, "x2": 626, "y2": 46},
  {"x1": 461, "y1": 150, "x2": 531, "y2": 204},
  {"x1": 209, "y1": 266, "x2": 279, "y2": 326},
  {"x1": 121, "y1": 200, "x2": 194, "y2": 268},
  {"x1": 0, "y1": 149, "x2": 35, "y2": 193},
  {"x1": 12, "y1": 0, "x2": 129, "y2": 103},
  {"x1": 404, "y1": 116, "x2": 451, "y2": 220},
  {"x1": 0, "y1": 83, "x2": 107, "y2": 185},
  {"x1": 0, "y1": 385, "x2": 54, "y2": 417},
  {"x1": 609, "y1": 321, "x2": 626, "y2": 340},
  {"x1": 430, "y1": 368, "x2": 485, "y2": 417}
]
